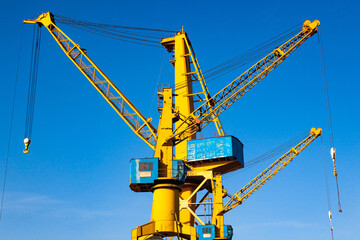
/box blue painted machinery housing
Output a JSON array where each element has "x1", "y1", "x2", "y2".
[
  {"x1": 172, "y1": 160, "x2": 187, "y2": 182},
  {"x1": 224, "y1": 225, "x2": 233, "y2": 239},
  {"x1": 196, "y1": 225, "x2": 233, "y2": 240},
  {"x1": 196, "y1": 225, "x2": 215, "y2": 240},
  {"x1": 129, "y1": 158, "x2": 158, "y2": 192},
  {"x1": 187, "y1": 136, "x2": 244, "y2": 166},
  {"x1": 129, "y1": 158, "x2": 187, "y2": 192}
]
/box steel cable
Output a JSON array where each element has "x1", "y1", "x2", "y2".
[
  {"x1": 224, "y1": 131, "x2": 308, "y2": 181},
  {"x1": 203, "y1": 27, "x2": 301, "y2": 79},
  {"x1": 57, "y1": 22, "x2": 163, "y2": 48},
  {"x1": 321, "y1": 136, "x2": 335, "y2": 240},
  {"x1": 24, "y1": 25, "x2": 42, "y2": 140},
  {"x1": 0, "y1": 24, "x2": 24, "y2": 223},
  {"x1": 171, "y1": 25, "x2": 302, "y2": 94},
  {"x1": 53, "y1": 14, "x2": 177, "y2": 48},
  {"x1": 317, "y1": 28, "x2": 341, "y2": 213}
]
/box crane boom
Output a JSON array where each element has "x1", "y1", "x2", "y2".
[
  {"x1": 220, "y1": 128, "x2": 322, "y2": 214},
  {"x1": 24, "y1": 12, "x2": 158, "y2": 149},
  {"x1": 171, "y1": 20, "x2": 320, "y2": 144}
]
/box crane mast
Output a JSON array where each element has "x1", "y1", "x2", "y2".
[
  {"x1": 23, "y1": 12, "x2": 322, "y2": 240},
  {"x1": 161, "y1": 31, "x2": 227, "y2": 227}
]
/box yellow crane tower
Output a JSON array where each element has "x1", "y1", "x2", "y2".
[{"x1": 24, "y1": 12, "x2": 321, "y2": 240}]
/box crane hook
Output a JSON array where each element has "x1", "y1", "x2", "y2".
[
  {"x1": 328, "y1": 210, "x2": 335, "y2": 240},
  {"x1": 330, "y1": 147, "x2": 337, "y2": 176},
  {"x1": 330, "y1": 147, "x2": 342, "y2": 213},
  {"x1": 23, "y1": 138, "x2": 31, "y2": 153},
  {"x1": 330, "y1": 147, "x2": 336, "y2": 160},
  {"x1": 328, "y1": 210, "x2": 333, "y2": 231}
]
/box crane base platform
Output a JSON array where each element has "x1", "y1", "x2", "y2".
[{"x1": 131, "y1": 221, "x2": 197, "y2": 240}]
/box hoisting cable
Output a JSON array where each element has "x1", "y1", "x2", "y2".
[
  {"x1": 53, "y1": 14, "x2": 177, "y2": 48},
  {"x1": 23, "y1": 24, "x2": 42, "y2": 154},
  {"x1": 0, "y1": 24, "x2": 24, "y2": 223},
  {"x1": 223, "y1": 131, "x2": 308, "y2": 181},
  {"x1": 203, "y1": 25, "x2": 301, "y2": 80},
  {"x1": 321, "y1": 135, "x2": 335, "y2": 240},
  {"x1": 318, "y1": 27, "x2": 342, "y2": 213},
  {"x1": 170, "y1": 24, "x2": 302, "y2": 93}
]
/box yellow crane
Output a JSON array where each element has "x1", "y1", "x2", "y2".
[{"x1": 24, "y1": 12, "x2": 321, "y2": 240}]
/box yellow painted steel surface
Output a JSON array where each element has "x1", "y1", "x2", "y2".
[
  {"x1": 181, "y1": 37, "x2": 225, "y2": 137},
  {"x1": 220, "y1": 128, "x2": 322, "y2": 214},
  {"x1": 150, "y1": 184, "x2": 180, "y2": 231},
  {"x1": 187, "y1": 158, "x2": 243, "y2": 174},
  {"x1": 212, "y1": 174, "x2": 225, "y2": 239},
  {"x1": 24, "y1": 12, "x2": 158, "y2": 150},
  {"x1": 179, "y1": 184, "x2": 197, "y2": 226},
  {"x1": 154, "y1": 88, "x2": 174, "y2": 177},
  {"x1": 24, "y1": 12, "x2": 322, "y2": 239},
  {"x1": 161, "y1": 33, "x2": 224, "y2": 141},
  {"x1": 170, "y1": 20, "x2": 321, "y2": 145},
  {"x1": 173, "y1": 32, "x2": 195, "y2": 159},
  {"x1": 160, "y1": 31, "x2": 229, "y2": 231}
]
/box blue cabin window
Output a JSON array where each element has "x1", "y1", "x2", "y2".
[
  {"x1": 139, "y1": 162, "x2": 153, "y2": 171},
  {"x1": 202, "y1": 227, "x2": 211, "y2": 233}
]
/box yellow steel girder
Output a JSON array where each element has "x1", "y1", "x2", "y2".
[{"x1": 24, "y1": 12, "x2": 158, "y2": 150}]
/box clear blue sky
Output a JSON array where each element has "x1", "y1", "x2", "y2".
[{"x1": 1, "y1": 0, "x2": 359, "y2": 239}]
